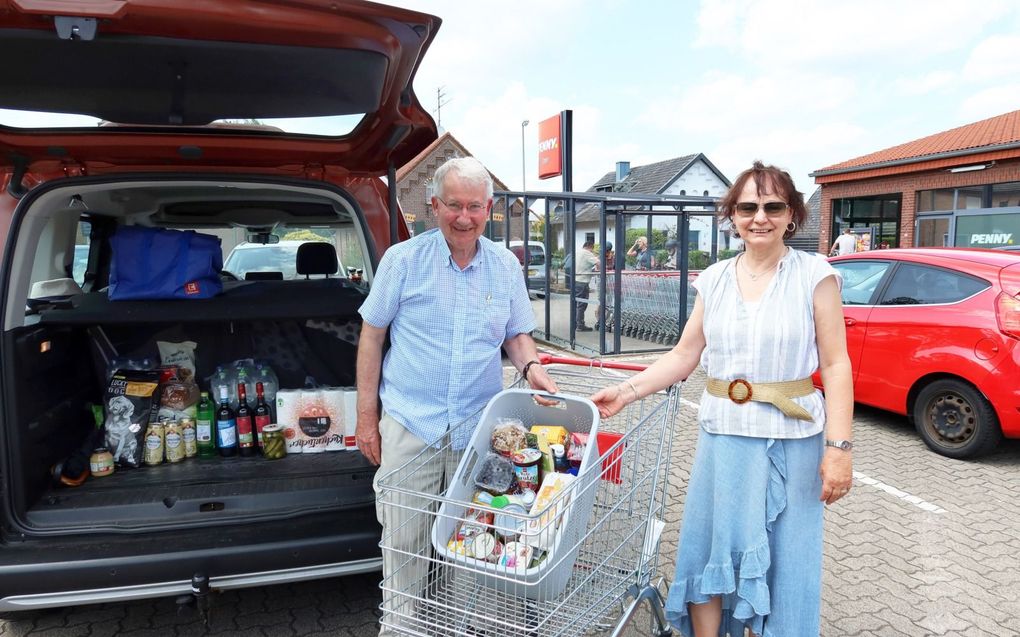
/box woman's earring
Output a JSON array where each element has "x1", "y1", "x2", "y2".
[{"x1": 786, "y1": 221, "x2": 797, "y2": 234}]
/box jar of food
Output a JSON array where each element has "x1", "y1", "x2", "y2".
[
  {"x1": 89, "y1": 447, "x2": 115, "y2": 477},
  {"x1": 261, "y1": 424, "x2": 287, "y2": 460}
]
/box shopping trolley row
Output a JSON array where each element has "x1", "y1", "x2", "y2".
[
  {"x1": 376, "y1": 356, "x2": 681, "y2": 636},
  {"x1": 593, "y1": 272, "x2": 697, "y2": 345}
]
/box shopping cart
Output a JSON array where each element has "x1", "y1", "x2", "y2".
[
  {"x1": 376, "y1": 355, "x2": 681, "y2": 636},
  {"x1": 594, "y1": 272, "x2": 697, "y2": 345}
]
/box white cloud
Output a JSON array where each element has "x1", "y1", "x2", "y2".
[
  {"x1": 696, "y1": 0, "x2": 1015, "y2": 68},
  {"x1": 959, "y1": 84, "x2": 1020, "y2": 122},
  {"x1": 894, "y1": 71, "x2": 955, "y2": 96},
  {"x1": 962, "y1": 34, "x2": 1020, "y2": 81}
]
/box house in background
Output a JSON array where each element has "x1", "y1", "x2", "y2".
[
  {"x1": 551, "y1": 154, "x2": 733, "y2": 257},
  {"x1": 792, "y1": 186, "x2": 823, "y2": 254},
  {"x1": 396, "y1": 131, "x2": 526, "y2": 240},
  {"x1": 812, "y1": 109, "x2": 1020, "y2": 251}
]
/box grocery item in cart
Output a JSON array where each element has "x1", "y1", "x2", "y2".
[
  {"x1": 473, "y1": 452, "x2": 515, "y2": 494},
  {"x1": 490, "y1": 418, "x2": 528, "y2": 456},
  {"x1": 526, "y1": 471, "x2": 576, "y2": 550},
  {"x1": 510, "y1": 448, "x2": 542, "y2": 493},
  {"x1": 530, "y1": 424, "x2": 568, "y2": 447}
]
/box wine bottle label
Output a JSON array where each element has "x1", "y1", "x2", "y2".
[
  {"x1": 217, "y1": 419, "x2": 237, "y2": 447},
  {"x1": 237, "y1": 416, "x2": 254, "y2": 446}
]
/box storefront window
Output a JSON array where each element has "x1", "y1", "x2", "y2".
[
  {"x1": 916, "y1": 188, "x2": 955, "y2": 212},
  {"x1": 992, "y1": 181, "x2": 1020, "y2": 208},
  {"x1": 958, "y1": 187, "x2": 984, "y2": 209},
  {"x1": 954, "y1": 213, "x2": 1020, "y2": 248}
]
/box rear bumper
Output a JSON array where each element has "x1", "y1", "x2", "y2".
[
  {"x1": 0, "y1": 507, "x2": 381, "y2": 611},
  {"x1": 986, "y1": 343, "x2": 1020, "y2": 438}
]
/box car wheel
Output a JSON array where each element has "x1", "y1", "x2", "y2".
[{"x1": 913, "y1": 379, "x2": 1002, "y2": 459}]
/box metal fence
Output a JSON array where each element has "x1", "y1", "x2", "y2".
[{"x1": 489, "y1": 191, "x2": 734, "y2": 356}]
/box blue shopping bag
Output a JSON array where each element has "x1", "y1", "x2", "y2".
[{"x1": 109, "y1": 227, "x2": 223, "y2": 300}]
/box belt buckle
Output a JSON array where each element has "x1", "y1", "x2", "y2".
[{"x1": 727, "y1": 378, "x2": 753, "y2": 404}]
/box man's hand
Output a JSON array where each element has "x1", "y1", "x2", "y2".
[
  {"x1": 527, "y1": 364, "x2": 559, "y2": 398},
  {"x1": 356, "y1": 413, "x2": 382, "y2": 465}
]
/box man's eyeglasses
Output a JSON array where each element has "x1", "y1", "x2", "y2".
[
  {"x1": 436, "y1": 196, "x2": 487, "y2": 215},
  {"x1": 734, "y1": 201, "x2": 789, "y2": 217}
]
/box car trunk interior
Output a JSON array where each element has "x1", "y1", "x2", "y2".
[{"x1": 1, "y1": 179, "x2": 378, "y2": 533}]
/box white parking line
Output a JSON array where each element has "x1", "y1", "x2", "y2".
[
  {"x1": 852, "y1": 471, "x2": 946, "y2": 513},
  {"x1": 677, "y1": 396, "x2": 947, "y2": 514}
]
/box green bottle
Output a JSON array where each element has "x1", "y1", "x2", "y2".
[{"x1": 196, "y1": 391, "x2": 217, "y2": 458}]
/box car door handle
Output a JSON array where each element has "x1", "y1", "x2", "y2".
[{"x1": 844, "y1": 317, "x2": 857, "y2": 326}]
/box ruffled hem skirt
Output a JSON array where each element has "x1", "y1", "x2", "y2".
[{"x1": 664, "y1": 429, "x2": 824, "y2": 637}]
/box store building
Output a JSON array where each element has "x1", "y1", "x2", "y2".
[{"x1": 811, "y1": 109, "x2": 1020, "y2": 251}]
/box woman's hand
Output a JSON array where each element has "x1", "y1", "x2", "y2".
[
  {"x1": 819, "y1": 447, "x2": 853, "y2": 505},
  {"x1": 590, "y1": 383, "x2": 631, "y2": 419}
]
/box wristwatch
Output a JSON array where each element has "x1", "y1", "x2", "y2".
[{"x1": 825, "y1": 439, "x2": 853, "y2": 451}]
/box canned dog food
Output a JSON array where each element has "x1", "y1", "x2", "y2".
[
  {"x1": 143, "y1": 422, "x2": 165, "y2": 466},
  {"x1": 179, "y1": 417, "x2": 197, "y2": 457}
]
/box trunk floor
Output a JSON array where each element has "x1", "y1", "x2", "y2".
[{"x1": 27, "y1": 452, "x2": 377, "y2": 529}]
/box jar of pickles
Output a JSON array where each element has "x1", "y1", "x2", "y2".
[{"x1": 261, "y1": 424, "x2": 287, "y2": 460}]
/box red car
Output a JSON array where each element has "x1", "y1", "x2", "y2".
[{"x1": 822, "y1": 248, "x2": 1020, "y2": 458}]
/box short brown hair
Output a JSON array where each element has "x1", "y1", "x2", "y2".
[{"x1": 718, "y1": 161, "x2": 806, "y2": 238}]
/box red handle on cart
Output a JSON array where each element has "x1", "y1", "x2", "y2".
[{"x1": 538, "y1": 353, "x2": 648, "y2": 372}]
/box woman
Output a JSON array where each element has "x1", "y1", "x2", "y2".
[
  {"x1": 627, "y1": 235, "x2": 654, "y2": 270},
  {"x1": 591, "y1": 161, "x2": 853, "y2": 637}
]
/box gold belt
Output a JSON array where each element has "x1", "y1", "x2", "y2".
[{"x1": 705, "y1": 377, "x2": 816, "y2": 421}]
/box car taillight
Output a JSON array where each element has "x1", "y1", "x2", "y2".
[{"x1": 997, "y1": 292, "x2": 1020, "y2": 339}]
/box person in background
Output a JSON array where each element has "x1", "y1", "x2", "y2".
[
  {"x1": 829, "y1": 227, "x2": 857, "y2": 256},
  {"x1": 595, "y1": 242, "x2": 615, "y2": 330},
  {"x1": 628, "y1": 235, "x2": 654, "y2": 270},
  {"x1": 573, "y1": 239, "x2": 599, "y2": 331},
  {"x1": 356, "y1": 156, "x2": 558, "y2": 635},
  {"x1": 590, "y1": 161, "x2": 853, "y2": 637},
  {"x1": 664, "y1": 239, "x2": 679, "y2": 269}
]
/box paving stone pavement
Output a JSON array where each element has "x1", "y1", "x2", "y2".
[{"x1": 3, "y1": 366, "x2": 1019, "y2": 637}]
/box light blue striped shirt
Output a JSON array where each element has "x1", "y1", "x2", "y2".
[
  {"x1": 693, "y1": 249, "x2": 841, "y2": 439},
  {"x1": 359, "y1": 229, "x2": 536, "y2": 446}
]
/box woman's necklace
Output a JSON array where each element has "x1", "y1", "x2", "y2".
[{"x1": 739, "y1": 254, "x2": 780, "y2": 281}]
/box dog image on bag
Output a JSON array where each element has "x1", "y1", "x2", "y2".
[
  {"x1": 103, "y1": 369, "x2": 162, "y2": 468},
  {"x1": 106, "y1": 395, "x2": 138, "y2": 463}
]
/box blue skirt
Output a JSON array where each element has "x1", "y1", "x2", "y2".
[{"x1": 664, "y1": 429, "x2": 824, "y2": 637}]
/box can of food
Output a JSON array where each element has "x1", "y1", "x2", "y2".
[
  {"x1": 179, "y1": 417, "x2": 197, "y2": 457},
  {"x1": 164, "y1": 420, "x2": 185, "y2": 463},
  {"x1": 261, "y1": 424, "x2": 287, "y2": 460},
  {"x1": 143, "y1": 422, "x2": 166, "y2": 466},
  {"x1": 493, "y1": 504, "x2": 528, "y2": 541},
  {"x1": 89, "y1": 447, "x2": 115, "y2": 477},
  {"x1": 511, "y1": 448, "x2": 543, "y2": 493},
  {"x1": 471, "y1": 532, "x2": 503, "y2": 562}
]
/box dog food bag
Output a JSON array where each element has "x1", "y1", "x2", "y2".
[{"x1": 103, "y1": 369, "x2": 162, "y2": 468}]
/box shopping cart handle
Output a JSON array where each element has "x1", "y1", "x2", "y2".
[{"x1": 538, "y1": 353, "x2": 648, "y2": 372}]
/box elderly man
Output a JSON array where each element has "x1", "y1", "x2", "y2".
[
  {"x1": 572, "y1": 240, "x2": 599, "y2": 331},
  {"x1": 356, "y1": 156, "x2": 557, "y2": 635}
]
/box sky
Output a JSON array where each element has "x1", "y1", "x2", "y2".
[{"x1": 390, "y1": 0, "x2": 1020, "y2": 199}]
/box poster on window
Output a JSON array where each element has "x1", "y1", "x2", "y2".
[{"x1": 851, "y1": 227, "x2": 875, "y2": 251}]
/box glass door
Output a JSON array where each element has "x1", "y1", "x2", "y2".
[{"x1": 915, "y1": 215, "x2": 951, "y2": 247}]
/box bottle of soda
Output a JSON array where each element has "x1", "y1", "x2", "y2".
[
  {"x1": 253, "y1": 382, "x2": 272, "y2": 453},
  {"x1": 215, "y1": 386, "x2": 238, "y2": 457},
  {"x1": 236, "y1": 383, "x2": 255, "y2": 457},
  {"x1": 196, "y1": 391, "x2": 216, "y2": 458}
]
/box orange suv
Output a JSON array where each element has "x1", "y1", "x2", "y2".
[{"x1": 0, "y1": 0, "x2": 439, "y2": 615}]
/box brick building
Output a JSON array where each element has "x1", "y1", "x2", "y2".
[
  {"x1": 395, "y1": 131, "x2": 525, "y2": 239},
  {"x1": 811, "y1": 109, "x2": 1020, "y2": 251}
]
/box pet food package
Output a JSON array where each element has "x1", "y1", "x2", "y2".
[
  {"x1": 277, "y1": 389, "x2": 344, "y2": 453},
  {"x1": 103, "y1": 369, "x2": 163, "y2": 468}
]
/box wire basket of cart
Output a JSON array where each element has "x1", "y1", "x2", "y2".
[{"x1": 376, "y1": 354, "x2": 681, "y2": 636}]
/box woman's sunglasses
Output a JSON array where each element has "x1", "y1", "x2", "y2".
[{"x1": 734, "y1": 202, "x2": 789, "y2": 217}]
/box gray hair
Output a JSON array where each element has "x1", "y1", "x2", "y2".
[{"x1": 433, "y1": 157, "x2": 494, "y2": 201}]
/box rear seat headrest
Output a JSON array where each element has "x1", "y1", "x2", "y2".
[{"x1": 296, "y1": 242, "x2": 338, "y2": 277}]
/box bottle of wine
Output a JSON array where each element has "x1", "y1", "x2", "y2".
[
  {"x1": 253, "y1": 382, "x2": 272, "y2": 453},
  {"x1": 215, "y1": 386, "x2": 237, "y2": 457},
  {"x1": 236, "y1": 383, "x2": 255, "y2": 457}
]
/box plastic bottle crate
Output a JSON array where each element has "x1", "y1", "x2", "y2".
[{"x1": 430, "y1": 389, "x2": 601, "y2": 600}]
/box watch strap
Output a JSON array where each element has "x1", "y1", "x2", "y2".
[{"x1": 825, "y1": 439, "x2": 853, "y2": 451}]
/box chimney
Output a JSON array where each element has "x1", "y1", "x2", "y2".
[{"x1": 615, "y1": 161, "x2": 630, "y2": 183}]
